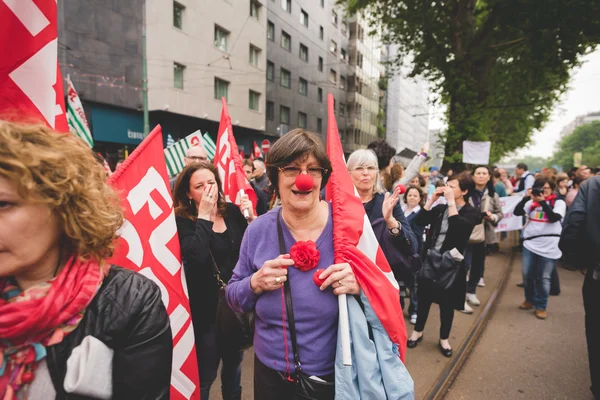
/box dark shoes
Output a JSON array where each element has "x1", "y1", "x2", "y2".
[
  {"x1": 407, "y1": 334, "x2": 423, "y2": 348},
  {"x1": 516, "y1": 282, "x2": 524, "y2": 288},
  {"x1": 439, "y1": 342, "x2": 453, "y2": 358}
]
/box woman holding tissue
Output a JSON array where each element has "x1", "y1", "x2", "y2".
[
  {"x1": 407, "y1": 173, "x2": 479, "y2": 357},
  {"x1": 226, "y1": 129, "x2": 361, "y2": 399},
  {"x1": 173, "y1": 162, "x2": 255, "y2": 400},
  {"x1": 0, "y1": 122, "x2": 172, "y2": 399}
]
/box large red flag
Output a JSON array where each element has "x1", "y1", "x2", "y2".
[
  {"x1": 214, "y1": 98, "x2": 257, "y2": 213},
  {"x1": 0, "y1": 1, "x2": 68, "y2": 131},
  {"x1": 325, "y1": 94, "x2": 408, "y2": 361},
  {"x1": 108, "y1": 126, "x2": 200, "y2": 400}
]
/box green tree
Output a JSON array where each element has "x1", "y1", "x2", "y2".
[
  {"x1": 502, "y1": 155, "x2": 551, "y2": 172},
  {"x1": 551, "y1": 121, "x2": 600, "y2": 170},
  {"x1": 346, "y1": 0, "x2": 600, "y2": 171}
]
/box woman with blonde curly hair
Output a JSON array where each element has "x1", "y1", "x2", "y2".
[{"x1": 0, "y1": 122, "x2": 172, "y2": 399}]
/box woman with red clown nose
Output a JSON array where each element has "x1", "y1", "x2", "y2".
[{"x1": 226, "y1": 129, "x2": 360, "y2": 399}]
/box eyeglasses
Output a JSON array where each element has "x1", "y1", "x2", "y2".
[
  {"x1": 186, "y1": 156, "x2": 207, "y2": 162},
  {"x1": 351, "y1": 166, "x2": 378, "y2": 173},
  {"x1": 278, "y1": 166, "x2": 328, "y2": 178}
]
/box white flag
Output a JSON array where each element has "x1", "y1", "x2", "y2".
[
  {"x1": 66, "y1": 76, "x2": 93, "y2": 148},
  {"x1": 462, "y1": 141, "x2": 491, "y2": 164}
]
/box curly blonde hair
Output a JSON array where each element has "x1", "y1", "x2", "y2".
[{"x1": 0, "y1": 121, "x2": 124, "y2": 261}]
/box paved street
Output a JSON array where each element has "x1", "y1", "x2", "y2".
[{"x1": 446, "y1": 259, "x2": 591, "y2": 400}]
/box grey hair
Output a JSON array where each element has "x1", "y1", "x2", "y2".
[
  {"x1": 346, "y1": 149, "x2": 384, "y2": 194},
  {"x1": 253, "y1": 159, "x2": 266, "y2": 170}
]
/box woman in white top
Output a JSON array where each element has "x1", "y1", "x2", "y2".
[{"x1": 514, "y1": 177, "x2": 566, "y2": 320}]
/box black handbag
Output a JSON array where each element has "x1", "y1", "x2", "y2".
[
  {"x1": 277, "y1": 210, "x2": 335, "y2": 400},
  {"x1": 419, "y1": 248, "x2": 461, "y2": 291},
  {"x1": 209, "y1": 250, "x2": 255, "y2": 352}
]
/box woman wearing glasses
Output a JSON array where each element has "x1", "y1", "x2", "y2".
[
  {"x1": 347, "y1": 149, "x2": 418, "y2": 311},
  {"x1": 514, "y1": 178, "x2": 566, "y2": 319},
  {"x1": 226, "y1": 130, "x2": 361, "y2": 399}
]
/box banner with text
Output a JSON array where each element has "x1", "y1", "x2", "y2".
[{"x1": 495, "y1": 196, "x2": 524, "y2": 233}]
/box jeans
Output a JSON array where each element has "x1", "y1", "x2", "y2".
[
  {"x1": 198, "y1": 323, "x2": 244, "y2": 400},
  {"x1": 466, "y1": 242, "x2": 486, "y2": 294},
  {"x1": 522, "y1": 247, "x2": 557, "y2": 311}
]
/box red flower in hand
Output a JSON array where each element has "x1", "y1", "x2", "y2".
[{"x1": 289, "y1": 240, "x2": 320, "y2": 271}]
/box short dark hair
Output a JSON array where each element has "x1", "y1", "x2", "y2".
[
  {"x1": 266, "y1": 129, "x2": 332, "y2": 195},
  {"x1": 447, "y1": 172, "x2": 475, "y2": 200},
  {"x1": 403, "y1": 185, "x2": 426, "y2": 207},
  {"x1": 533, "y1": 177, "x2": 556, "y2": 191},
  {"x1": 367, "y1": 139, "x2": 396, "y2": 170},
  {"x1": 516, "y1": 163, "x2": 528, "y2": 171},
  {"x1": 242, "y1": 158, "x2": 254, "y2": 168}
]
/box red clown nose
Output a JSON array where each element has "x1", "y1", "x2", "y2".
[
  {"x1": 395, "y1": 184, "x2": 407, "y2": 195},
  {"x1": 295, "y1": 173, "x2": 314, "y2": 191}
]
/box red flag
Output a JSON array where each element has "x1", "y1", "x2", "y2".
[
  {"x1": 0, "y1": 1, "x2": 68, "y2": 131},
  {"x1": 253, "y1": 141, "x2": 262, "y2": 159},
  {"x1": 240, "y1": 149, "x2": 246, "y2": 159},
  {"x1": 213, "y1": 98, "x2": 257, "y2": 213},
  {"x1": 108, "y1": 126, "x2": 200, "y2": 400},
  {"x1": 325, "y1": 94, "x2": 408, "y2": 361}
]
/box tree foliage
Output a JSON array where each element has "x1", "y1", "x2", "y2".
[
  {"x1": 551, "y1": 121, "x2": 600, "y2": 170},
  {"x1": 346, "y1": 0, "x2": 600, "y2": 170}
]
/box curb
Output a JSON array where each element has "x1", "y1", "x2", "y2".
[{"x1": 423, "y1": 249, "x2": 516, "y2": 400}]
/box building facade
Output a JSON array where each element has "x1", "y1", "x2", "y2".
[
  {"x1": 559, "y1": 111, "x2": 600, "y2": 138},
  {"x1": 265, "y1": 0, "x2": 351, "y2": 149},
  {"x1": 385, "y1": 46, "x2": 430, "y2": 160}
]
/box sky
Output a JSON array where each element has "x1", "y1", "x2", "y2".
[{"x1": 428, "y1": 48, "x2": 600, "y2": 160}]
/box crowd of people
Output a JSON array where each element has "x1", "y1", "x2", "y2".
[{"x1": 1, "y1": 120, "x2": 598, "y2": 399}]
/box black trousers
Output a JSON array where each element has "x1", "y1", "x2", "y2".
[
  {"x1": 414, "y1": 288, "x2": 455, "y2": 340},
  {"x1": 583, "y1": 268, "x2": 600, "y2": 399},
  {"x1": 467, "y1": 242, "x2": 487, "y2": 294},
  {"x1": 254, "y1": 355, "x2": 297, "y2": 399}
]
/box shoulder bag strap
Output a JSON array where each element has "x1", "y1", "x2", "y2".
[{"x1": 276, "y1": 209, "x2": 302, "y2": 373}]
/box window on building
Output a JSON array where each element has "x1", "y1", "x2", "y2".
[
  {"x1": 250, "y1": 0, "x2": 261, "y2": 19},
  {"x1": 298, "y1": 112, "x2": 307, "y2": 129},
  {"x1": 299, "y1": 43, "x2": 308, "y2": 62},
  {"x1": 280, "y1": 105, "x2": 290, "y2": 124},
  {"x1": 300, "y1": 9, "x2": 309, "y2": 27},
  {"x1": 329, "y1": 69, "x2": 336, "y2": 84},
  {"x1": 317, "y1": 87, "x2": 323, "y2": 103},
  {"x1": 341, "y1": 18, "x2": 347, "y2": 35},
  {"x1": 281, "y1": 31, "x2": 291, "y2": 51},
  {"x1": 332, "y1": 10, "x2": 338, "y2": 26},
  {"x1": 267, "y1": 61, "x2": 274, "y2": 81},
  {"x1": 281, "y1": 0, "x2": 291, "y2": 13},
  {"x1": 280, "y1": 68, "x2": 291, "y2": 88},
  {"x1": 266, "y1": 101, "x2": 275, "y2": 121},
  {"x1": 330, "y1": 40, "x2": 337, "y2": 54},
  {"x1": 341, "y1": 48, "x2": 347, "y2": 62},
  {"x1": 173, "y1": 2, "x2": 184, "y2": 29},
  {"x1": 214, "y1": 26, "x2": 229, "y2": 51},
  {"x1": 299, "y1": 77, "x2": 308, "y2": 96},
  {"x1": 357, "y1": 52, "x2": 364, "y2": 68},
  {"x1": 174, "y1": 63, "x2": 185, "y2": 89},
  {"x1": 249, "y1": 90, "x2": 260, "y2": 111},
  {"x1": 340, "y1": 102, "x2": 346, "y2": 116},
  {"x1": 319, "y1": 26, "x2": 324, "y2": 40},
  {"x1": 340, "y1": 75, "x2": 346, "y2": 90},
  {"x1": 249, "y1": 45, "x2": 261, "y2": 66},
  {"x1": 214, "y1": 77, "x2": 229, "y2": 101},
  {"x1": 317, "y1": 118, "x2": 323, "y2": 133},
  {"x1": 267, "y1": 20, "x2": 275, "y2": 41},
  {"x1": 318, "y1": 56, "x2": 323, "y2": 72},
  {"x1": 320, "y1": 0, "x2": 325, "y2": 7}
]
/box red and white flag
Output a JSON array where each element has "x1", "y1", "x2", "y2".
[
  {"x1": 325, "y1": 94, "x2": 408, "y2": 361},
  {"x1": 253, "y1": 141, "x2": 262, "y2": 159},
  {"x1": 213, "y1": 97, "x2": 257, "y2": 212},
  {"x1": 0, "y1": 0, "x2": 67, "y2": 131},
  {"x1": 97, "y1": 153, "x2": 113, "y2": 177},
  {"x1": 108, "y1": 126, "x2": 200, "y2": 400}
]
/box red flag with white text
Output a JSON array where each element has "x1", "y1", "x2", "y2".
[
  {"x1": 253, "y1": 141, "x2": 262, "y2": 159},
  {"x1": 214, "y1": 98, "x2": 257, "y2": 211},
  {"x1": 0, "y1": 0, "x2": 68, "y2": 131},
  {"x1": 325, "y1": 94, "x2": 408, "y2": 361},
  {"x1": 108, "y1": 126, "x2": 200, "y2": 400}
]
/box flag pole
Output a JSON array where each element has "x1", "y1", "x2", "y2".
[{"x1": 339, "y1": 294, "x2": 352, "y2": 366}]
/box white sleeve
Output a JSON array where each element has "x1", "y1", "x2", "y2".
[
  {"x1": 554, "y1": 199, "x2": 567, "y2": 217},
  {"x1": 524, "y1": 175, "x2": 535, "y2": 190}
]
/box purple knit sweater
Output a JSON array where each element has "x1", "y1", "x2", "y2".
[{"x1": 226, "y1": 205, "x2": 339, "y2": 376}]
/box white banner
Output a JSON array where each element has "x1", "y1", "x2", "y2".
[
  {"x1": 495, "y1": 196, "x2": 524, "y2": 232},
  {"x1": 463, "y1": 141, "x2": 491, "y2": 164}
]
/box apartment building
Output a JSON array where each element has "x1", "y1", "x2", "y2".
[{"x1": 266, "y1": 0, "x2": 351, "y2": 149}]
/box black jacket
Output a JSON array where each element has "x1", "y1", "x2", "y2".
[
  {"x1": 560, "y1": 176, "x2": 600, "y2": 270},
  {"x1": 176, "y1": 203, "x2": 248, "y2": 337},
  {"x1": 47, "y1": 267, "x2": 172, "y2": 399},
  {"x1": 415, "y1": 203, "x2": 479, "y2": 310}
]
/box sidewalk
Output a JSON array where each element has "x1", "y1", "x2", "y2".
[
  {"x1": 209, "y1": 250, "x2": 511, "y2": 400},
  {"x1": 446, "y1": 258, "x2": 592, "y2": 400}
]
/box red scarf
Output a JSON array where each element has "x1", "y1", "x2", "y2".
[
  {"x1": 0, "y1": 256, "x2": 106, "y2": 398},
  {"x1": 531, "y1": 193, "x2": 556, "y2": 209}
]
